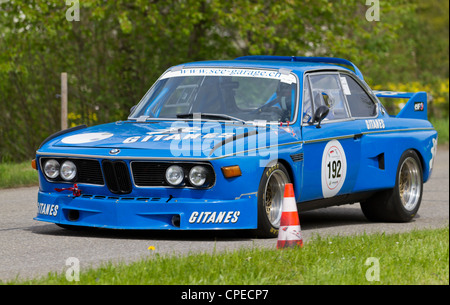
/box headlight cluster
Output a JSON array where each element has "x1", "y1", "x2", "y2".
[
  {"x1": 43, "y1": 159, "x2": 77, "y2": 181},
  {"x1": 165, "y1": 164, "x2": 213, "y2": 188}
]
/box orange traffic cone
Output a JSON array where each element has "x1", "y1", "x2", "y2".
[{"x1": 277, "y1": 183, "x2": 303, "y2": 249}]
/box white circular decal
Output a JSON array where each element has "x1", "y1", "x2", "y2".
[
  {"x1": 61, "y1": 132, "x2": 114, "y2": 144},
  {"x1": 321, "y1": 140, "x2": 347, "y2": 198}
]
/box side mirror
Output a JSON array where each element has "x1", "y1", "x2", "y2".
[
  {"x1": 314, "y1": 105, "x2": 329, "y2": 129},
  {"x1": 130, "y1": 105, "x2": 137, "y2": 115}
]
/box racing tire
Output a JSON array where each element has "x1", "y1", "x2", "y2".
[
  {"x1": 360, "y1": 150, "x2": 423, "y2": 222},
  {"x1": 255, "y1": 162, "x2": 291, "y2": 238}
]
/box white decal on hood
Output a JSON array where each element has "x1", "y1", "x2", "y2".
[{"x1": 61, "y1": 132, "x2": 114, "y2": 144}]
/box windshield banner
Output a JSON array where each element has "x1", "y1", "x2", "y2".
[{"x1": 161, "y1": 68, "x2": 297, "y2": 84}]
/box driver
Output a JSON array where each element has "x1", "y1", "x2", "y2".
[{"x1": 272, "y1": 82, "x2": 293, "y2": 121}]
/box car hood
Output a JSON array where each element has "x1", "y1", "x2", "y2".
[{"x1": 39, "y1": 120, "x2": 299, "y2": 159}]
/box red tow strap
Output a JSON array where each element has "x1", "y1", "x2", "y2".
[{"x1": 54, "y1": 184, "x2": 82, "y2": 197}]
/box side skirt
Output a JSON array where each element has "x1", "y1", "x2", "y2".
[{"x1": 298, "y1": 191, "x2": 377, "y2": 212}]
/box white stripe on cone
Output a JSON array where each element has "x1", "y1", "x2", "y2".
[
  {"x1": 277, "y1": 183, "x2": 303, "y2": 248},
  {"x1": 281, "y1": 196, "x2": 297, "y2": 212}
]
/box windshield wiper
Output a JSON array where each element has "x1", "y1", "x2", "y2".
[{"x1": 176, "y1": 113, "x2": 246, "y2": 124}]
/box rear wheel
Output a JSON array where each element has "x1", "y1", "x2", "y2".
[
  {"x1": 255, "y1": 163, "x2": 291, "y2": 237},
  {"x1": 361, "y1": 150, "x2": 423, "y2": 222}
]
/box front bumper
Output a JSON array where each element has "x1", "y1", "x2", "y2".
[{"x1": 35, "y1": 191, "x2": 258, "y2": 230}]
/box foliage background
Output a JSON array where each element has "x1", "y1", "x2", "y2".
[{"x1": 0, "y1": 0, "x2": 448, "y2": 162}]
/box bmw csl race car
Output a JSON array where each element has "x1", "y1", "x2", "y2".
[{"x1": 34, "y1": 56, "x2": 438, "y2": 237}]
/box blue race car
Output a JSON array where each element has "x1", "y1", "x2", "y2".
[{"x1": 34, "y1": 56, "x2": 438, "y2": 237}]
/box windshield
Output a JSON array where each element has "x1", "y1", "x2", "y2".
[{"x1": 130, "y1": 68, "x2": 298, "y2": 122}]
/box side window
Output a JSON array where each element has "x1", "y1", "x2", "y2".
[
  {"x1": 341, "y1": 74, "x2": 377, "y2": 117},
  {"x1": 309, "y1": 74, "x2": 349, "y2": 121}
]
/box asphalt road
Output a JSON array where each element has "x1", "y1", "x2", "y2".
[{"x1": 0, "y1": 147, "x2": 448, "y2": 282}]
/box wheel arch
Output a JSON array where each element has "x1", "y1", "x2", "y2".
[
  {"x1": 277, "y1": 158, "x2": 294, "y2": 182},
  {"x1": 410, "y1": 148, "x2": 427, "y2": 182},
  {"x1": 275, "y1": 158, "x2": 302, "y2": 202},
  {"x1": 263, "y1": 157, "x2": 302, "y2": 203}
]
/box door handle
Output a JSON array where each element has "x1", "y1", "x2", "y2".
[{"x1": 353, "y1": 133, "x2": 363, "y2": 140}]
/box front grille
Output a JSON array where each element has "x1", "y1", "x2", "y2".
[
  {"x1": 102, "y1": 160, "x2": 132, "y2": 194},
  {"x1": 76, "y1": 159, "x2": 104, "y2": 185},
  {"x1": 131, "y1": 162, "x2": 169, "y2": 187}
]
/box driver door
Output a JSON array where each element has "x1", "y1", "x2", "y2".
[{"x1": 300, "y1": 72, "x2": 362, "y2": 201}]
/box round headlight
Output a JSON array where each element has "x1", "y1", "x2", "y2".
[
  {"x1": 60, "y1": 160, "x2": 77, "y2": 181},
  {"x1": 44, "y1": 159, "x2": 60, "y2": 179},
  {"x1": 189, "y1": 166, "x2": 208, "y2": 187},
  {"x1": 165, "y1": 165, "x2": 184, "y2": 186}
]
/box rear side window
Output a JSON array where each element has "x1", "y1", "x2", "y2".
[{"x1": 340, "y1": 74, "x2": 377, "y2": 117}]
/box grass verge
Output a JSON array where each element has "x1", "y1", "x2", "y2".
[
  {"x1": 0, "y1": 161, "x2": 38, "y2": 189},
  {"x1": 7, "y1": 226, "x2": 449, "y2": 285}
]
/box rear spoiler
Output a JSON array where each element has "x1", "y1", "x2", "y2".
[{"x1": 374, "y1": 91, "x2": 428, "y2": 120}]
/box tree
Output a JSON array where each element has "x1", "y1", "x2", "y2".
[{"x1": 0, "y1": 0, "x2": 448, "y2": 162}]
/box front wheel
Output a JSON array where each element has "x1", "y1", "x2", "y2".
[
  {"x1": 360, "y1": 150, "x2": 423, "y2": 222},
  {"x1": 255, "y1": 163, "x2": 291, "y2": 238}
]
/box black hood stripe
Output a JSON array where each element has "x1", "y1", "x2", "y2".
[{"x1": 209, "y1": 130, "x2": 258, "y2": 156}]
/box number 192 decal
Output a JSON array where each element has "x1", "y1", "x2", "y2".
[{"x1": 321, "y1": 140, "x2": 347, "y2": 198}]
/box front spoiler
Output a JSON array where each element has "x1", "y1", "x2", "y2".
[{"x1": 35, "y1": 191, "x2": 258, "y2": 230}]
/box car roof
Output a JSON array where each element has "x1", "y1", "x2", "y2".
[{"x1": 176, "y1": 56, "x2": 364, "y2": 80}]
